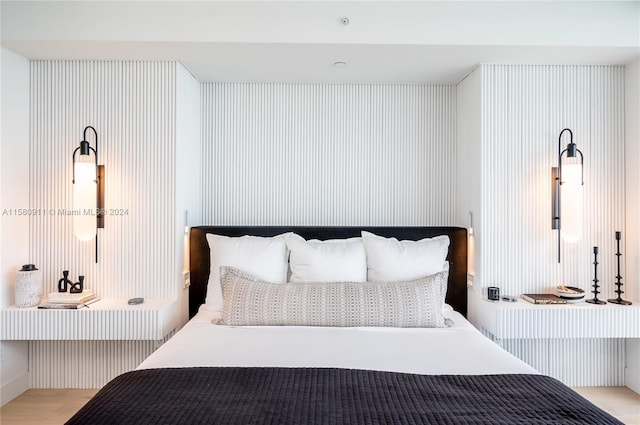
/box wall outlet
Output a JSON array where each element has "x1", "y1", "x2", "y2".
[
  {"x1": 183, "y1": 271, "x2": 191, "y2": 288},
  {"x1": 467, "y1": 273, "x2": 475, "y2": 287}
]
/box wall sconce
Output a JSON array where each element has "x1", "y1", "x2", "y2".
[
  {"x1": 72, "y1": 126, "x2": 104, "y2": 263},
  {"x1": 552, "y1": 128, "x2": 584, "y2": 263}
]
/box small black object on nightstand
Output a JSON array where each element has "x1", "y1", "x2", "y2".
[
  {"x1": 607, "y1": 232, "x2": 632, "y2": 305},
  {"x1": 487, "y1": 287, "x2": 500, "y2": 301},
  {"x1": 586, "y1": 246, "x2": 606, "y2": 305},
  {"x1": 58, "y1": 270, "x2": 72, "y2": 292},
  {"x1": 69, "y1": 276, "x2": 84, "y2": 294},
  {"x1": 128, "y1": 297, "x2": 144, "y2": 305}
]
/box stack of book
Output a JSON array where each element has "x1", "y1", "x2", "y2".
[
  {"x1": 522, "y1": 293, "x2": 567, "y2": 305},
  {"x1": 38, "y1": 290, "x2": 99, "y2": 309}
]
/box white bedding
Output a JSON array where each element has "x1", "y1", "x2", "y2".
[{"x1": 138, "y1": 309, "x2": 537, "y2": 375}]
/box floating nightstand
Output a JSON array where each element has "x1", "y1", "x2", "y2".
[{"x1": 0, "y1": 299, "x2": 180, "y2": 341}]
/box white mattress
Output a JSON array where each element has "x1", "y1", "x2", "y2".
[{"x1": 138, "y1": 310, "x2": 538, "y2": 375}]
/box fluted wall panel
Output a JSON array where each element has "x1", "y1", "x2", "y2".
[
  {"x1": 474, "y1": 65, "x2": 626, "y2": 386},
  {"x1": 479, "y1": 65, "x2": 625, "y2": 297},
  {"x1": 499, "y1": 338, "x2": 626, "y2": 387},
  {"x1": 27, "y1": 61, "x2": 180, "y2": 388},
  {"x1": 29, "y1": 340, "x2": 168, "y2": 388},
  {"x1": 201, "y1": 83, "x2": 457, "y2": 226},
  {"x1": 22, "y1": 64, "x2": 628, "y2": 390},
  {"x1": 29, "y1": 61, "x2": 178, "y2": 300}
]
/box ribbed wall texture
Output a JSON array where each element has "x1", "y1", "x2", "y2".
[
  {"x1": 28, "y1": 61, "x2": 179, "y2": 388},
  {"x1": 477, "y1": 65, "x2": 626, "y2": 386},
  {"x1": 201, "y1": 83, "x2": 457, "y2": 226},
  {"x1": 499, "y1": 338, "x2": 626, "y2": 387},
  {"x1": 29, "y1": 339, "x2": 170, "y2": 388},
  {"x1": 480, "y1": 329, "x2": 626, "y2": 387},
  {"x1": 480, "y1": 65, "x2": 625, "y2": 297},
  {"x1": 22, "y1": 65, "x2": 628, "y2": 389},
  {"x1": 29, "y1": 61, "x2": 177, "y2": 300}
]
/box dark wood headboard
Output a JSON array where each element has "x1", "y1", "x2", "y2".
[{"x1": 189, "y1": 226, "x2": 468, "y2": 319}]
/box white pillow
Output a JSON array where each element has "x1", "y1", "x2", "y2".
[
  {"x1": 204, "y1": 233, "x2": 289, "y2": 312},
  {"x1": 286, "y1": 233, "x2": 366, "y2": 282},
  {"x1": 361, "y1": 231, "x2": 450, "y2": 281}
]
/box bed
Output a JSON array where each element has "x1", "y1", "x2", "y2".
[{"x1": 68, "y1": 226, "x2": 622, "y2": 424}]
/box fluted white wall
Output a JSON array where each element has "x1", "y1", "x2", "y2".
[
  {"x1": 19, "y1": 64, "x2": 630, "y2": 390},
  {"x1": 500, "y1": 338, "x2": 626, "y2": 387},
  {"x1": 463, "y1": 65, "x2": 628, "y2": 386},
  {"x1": 201, "y1": 83, "x2": 457, "y2": 226},
  {"x1": 480, "y1": 65, "x2": 625, "y2": 296},
  {"x1": 26, "y1": 61, "x2": 187, "y2": 388},
  {"x1": 29, "y1": 61, "x2": 178, "y2": 300},
  {"x1": 29, "y1": 340, "x2": 165, "y2": 388}
]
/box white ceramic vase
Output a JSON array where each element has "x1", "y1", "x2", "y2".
[{"x1": 15, "y1": 265, "x2": 42, "y2": 307}]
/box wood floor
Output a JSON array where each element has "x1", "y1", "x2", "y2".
[
  {"x1": 1, "y1": 386, "x2": 638, "y2": 424},
  {"x1": 573, "y1": 387, "x2": 640, "y2": 425},
  {"x1": 1, "y1": 389, "x2": 98, "y2": 425}
]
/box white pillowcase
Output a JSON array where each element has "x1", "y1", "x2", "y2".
[
  {"x1": 286, "y1": 233, "x2": 367, "y2": 282},
  {"x1": 220, "y1": 266, "x2": 448, "y2": 327},
  {"x1": 361, "y1": 231, "x2": 450, "y2": 281},
  {"x1": 205, "y1": 233, "x2": 289, "y2": 312}
]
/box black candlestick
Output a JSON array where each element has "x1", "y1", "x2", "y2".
[
  {"x1": 586, "y1": 246, "x2": 606, "y2": 305},
  {"x1": 608, "y1": 231, "x2": 632, "y2": 305},
  {"x1": 69, "y1": 275, "x2": 84, "y2": 294},
  {"x1": 57, "y1": 270, "x2": 72, "y2": 293}
]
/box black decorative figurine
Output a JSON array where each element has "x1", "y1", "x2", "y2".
[
  {"x1": 607, "y1": 232, "x2": 632, "y2": 305},
  {"x1": 57, "y1": 270, "x2": 72, "y2": 292},
  {"x1": 69, "y1": 275, "x2": 84, "y2": 294},
  {"x1": 586, "y1": 247, "x2": 606, "y2": 305}
]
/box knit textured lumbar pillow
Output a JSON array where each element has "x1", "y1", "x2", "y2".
[{"x1": 219, "y1": 266, "x2": 448, "y2": 328}]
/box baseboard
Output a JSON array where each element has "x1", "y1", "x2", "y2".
[
  {"x1": 0, "y1": 372, "x2": 29, "y2": 406},
  {"x1": 625, "y1": 374, "x2": 640, "y2": 395},
  {"x1": 625, "y1": 339, "x2": 640, "y2": 395}
]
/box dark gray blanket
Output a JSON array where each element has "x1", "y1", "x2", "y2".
[{"x1": 67, "y1": 367, "x2": 622, "y2": 424}]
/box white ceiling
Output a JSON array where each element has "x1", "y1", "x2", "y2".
[{"x1": 2, "y1": 1, "x2": 639, "y2": 84}]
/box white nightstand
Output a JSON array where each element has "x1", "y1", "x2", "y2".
[
  {"x1": 0, "y1": 299, "x2": 180, "y2": 341},
  {"x1": 476, "y1": 298, "x2": 640, "y2": 342},
  {"x1": 474, "y1": 298, "x2": 640, "y2": 387}
]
